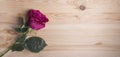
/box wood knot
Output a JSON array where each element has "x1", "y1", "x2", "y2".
[
  {"x1": 6, "y1": 30, "x2": 18, "y2": 35},
  {"x1": 95, "y1": 42, "x2": 103, "y2": 46},
  {"x1": 79, "y1": 5, "x2": 86, "y2": 11}
]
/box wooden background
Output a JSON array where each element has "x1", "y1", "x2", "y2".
[{"x1": 0, "y1": 0, "x2": 120, "y2": 57}]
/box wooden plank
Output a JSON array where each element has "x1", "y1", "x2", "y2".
[{"x1": 0, "y1": 0, "x2": 120, "y2": 57}]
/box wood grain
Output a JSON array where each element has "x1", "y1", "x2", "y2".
[{"x1": 0, "y1": 0, "x2": 120, "y2": 57}]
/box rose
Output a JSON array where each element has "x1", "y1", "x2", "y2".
[{"x1": 28, "y1": 9, "x2": 49, "y2": 30}]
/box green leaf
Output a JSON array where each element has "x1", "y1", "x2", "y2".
[
  {"x1": 24, "y1": 23, "x2": 30, "y2": 30},
  {"x1": 24, "y1": 37, "x2": 47, "y2": 53},
  {"x1": 21, "y1": 27, "x2": 29, "y2": 32},
  {"x1": 14, "y1": 27, "x2": 29, "y2": 33},
  {"x1": 16, "y1": 34, "x2": 27, "y2": 43},
  {"x1": 18, "y1": 17, "x2": 24, "y2": 27},
  {"x1": 11, "y1": 44, "x2": 24, "y2": 52},
  {"x1": 25, "y1": 22, "x2": 29, "y2": 28},
  {"x1": 14, "y1": 28, "x2": 21, "y2": 32}
]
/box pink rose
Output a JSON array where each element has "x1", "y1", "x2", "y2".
[{"x1": 28, "y1": 9, "x2": 49, "y2": 30}]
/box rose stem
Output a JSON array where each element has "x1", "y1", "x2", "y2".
[
  {"x1": 0, "y1": 28, "x2": 31, "y2": 57},
  {"x1": 0, "y1": 48, "x2": 10, "y2": 57}
]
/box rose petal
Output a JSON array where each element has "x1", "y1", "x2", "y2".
[
  {"x1": 29, "y1": 18, "x2": 45, "y2": 30},
  {"x1": 28, "y1": 9, "x2": 49, "y2": 30}
]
